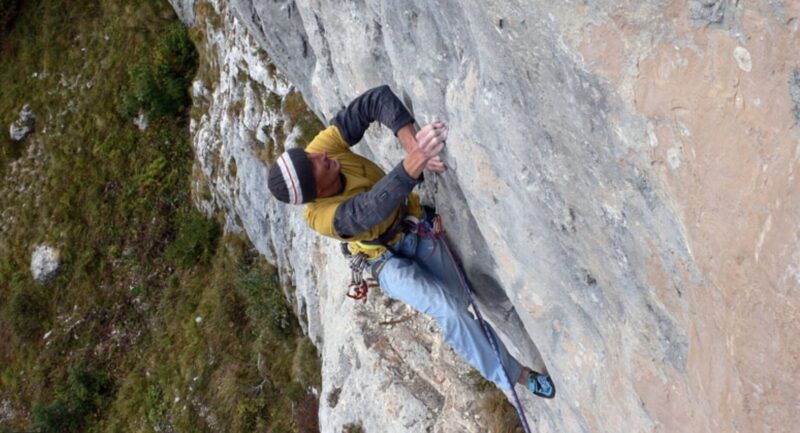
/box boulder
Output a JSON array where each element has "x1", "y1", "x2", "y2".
[
  {"x1": 30, "y1": 244, "x2": 60, "y2": 284},
  {"x1": 9, "y1": 104, "x2": 35, "y2": 141}
]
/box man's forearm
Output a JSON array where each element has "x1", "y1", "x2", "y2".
[
  {"x1": 333, "y1": 162, "x2": 419, "y2": 239},
  {"x1": 403, "y1": 149, "x2": 427, "y2": 180},
  {"x1": 396, "y1": 122, "x2": 418, "y2": 154},
  {"x1": 397, "y1": 122, "x2": 431, "y2": 179}
]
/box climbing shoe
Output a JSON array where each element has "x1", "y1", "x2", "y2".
[{"x1": 527, "y1": 371, "x2": 556, "y2": 399}]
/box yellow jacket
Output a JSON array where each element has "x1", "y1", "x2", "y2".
[{"x1": 303, "y1": 125, "x2": 422, "y2": 259}]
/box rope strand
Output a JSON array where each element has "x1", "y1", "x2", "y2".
[{"x1": 419, "y1": 219, "x2": 533, "y2": 433}]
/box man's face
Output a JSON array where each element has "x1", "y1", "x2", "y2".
[{"x1": 307, "y1": 151, "x2": 341, "y2": 197}]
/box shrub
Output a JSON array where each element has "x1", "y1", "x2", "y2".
[
  {"x1": 466, "y1": 368, "x2": 523, "y2": 433},
  {"x1": 8, "y1": 284, "x2": 49, "y2": 339},
  {"x1": 465, "y1": 368, "x2": 493, "y2": 392},
  {"x1": 0, "y1": 0, "x2": 20, "y2": 34},
  {"x1": 234, "y1": 266, "x2": 292, "y2": 335},
  {"x1": 32, "y1": 366, "x2": 113, "y2": 433},
  {"x1": 121, "y1": 22, "x2": 197, "y2": 119},
  {"x1": 144, "y1": 384, "x2": 169, "y2": 429},
  {"x1": 165, "y1": 207, "x2": 220, "y2": 268},
  {"x1": 466, "y1": 368, "x2": 523, "y2": 432}
]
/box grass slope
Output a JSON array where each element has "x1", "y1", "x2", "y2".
[{"x1": 0, "y1": 1, "x2": 320, "y2": 432}]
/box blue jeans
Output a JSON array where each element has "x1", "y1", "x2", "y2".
[{"x1": 370, "y1": 228, "x2": 523, "y2": 391}]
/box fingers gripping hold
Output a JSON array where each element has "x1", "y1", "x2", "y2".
[{"x1": 416, "y1": 121, "x2": 448, "y2": 161}]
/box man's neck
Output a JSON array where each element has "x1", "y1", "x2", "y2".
[
  {"x1": 318, "y1": 174, "x2": 346, "y2": 199},
  {"x1": 334, "y1": 173, "x2": 346, "y2": 195}
]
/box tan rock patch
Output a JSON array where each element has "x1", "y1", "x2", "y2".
[{"x1": 631, "y1": 2, "x2": 800, "y2": 432}]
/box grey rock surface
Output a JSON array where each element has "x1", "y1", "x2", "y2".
[
  {"x1": 133, "y1": 113, "x2": 148, "y2": 131},
  {"x1": 173, "y1": 1, "x2": 800, "y2": 432},
  {"x1": 30, "y1": 244, "x2": 60, "y2": 284},
  {"x1": 9, "y1": 104, "x2": 35, "y2": 141},
  {"x1": 791, "y1": 69, "x2": 800, "y2": 126}
]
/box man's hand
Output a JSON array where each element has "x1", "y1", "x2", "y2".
[
  {"x1": 417, "y1": 122, "x2": 447, "y2": 173},
  {"x1": 402, "y1": 121, "x2": 448, "y2": 180},
  {"x1": 424, "y1": 155, "x2": 445, "y2": 173},
  {"x1": 415, "y1": 121, "x2": 448, "y2": 160}
]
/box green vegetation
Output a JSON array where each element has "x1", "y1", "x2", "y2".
[
  {"x1": 284, "y1": 90, "x2": 325, "y2": 148},
  {"x1": 0, "y1": 0, "x2": 20, "y2": 34},
  {"x1": 341, "y1": 421, "x2": 364, "y2": 433},
  {"x1": 235, "y1": 263, "x2": 294, "y2": 335},
  {"x1": 120, "y1": 22, "x2": 197, "y2": 119},
  {"x1": 466, "y1": 369, "x2": 524, "y2": 433},
  {"x1": 32, "y1": 366, "x2": 113, "y2": 433},
  {"x1": 0, "y1": 1, "x2": 320, "y2": 432},
  {"x1": 165, "y1": 207, "x2": 221, "y2": 268}
]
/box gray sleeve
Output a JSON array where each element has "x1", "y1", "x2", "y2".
[
  {"x1": 330, "y1": 85, "x2": 415, "y2": 146},
  {"x1": 333, "y1": 162, "x2": 419, "y2": 239}
]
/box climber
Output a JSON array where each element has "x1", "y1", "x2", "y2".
[{"x1": 267, "y1": 85, "x2": 555, "y2": 399}]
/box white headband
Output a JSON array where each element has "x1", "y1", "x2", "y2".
[{"x1": 277, "y1": 152, "x2": 303, "y2": 204}]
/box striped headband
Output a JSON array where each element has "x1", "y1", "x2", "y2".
[{"x1": 267, "y1": 148, "x2": 316, "y2": 204}]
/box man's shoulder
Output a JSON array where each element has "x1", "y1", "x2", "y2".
[
  {"x1": 304, "y1": 196, "x2": 345, "y2": 213},
  {"x1": 305, "y1": 125, "x2": 349, "y2": 154},
  {"x1": 303, "y1": 195, "x2": 347, "y2": 239}
]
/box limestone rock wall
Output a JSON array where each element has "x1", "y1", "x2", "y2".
[{"x1": 171, "y1": 1, "x2": 800, "y2": 432}]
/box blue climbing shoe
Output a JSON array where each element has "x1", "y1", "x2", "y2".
[{"x1": 527, "y1": 371, "x2": 556, "y2": 399}]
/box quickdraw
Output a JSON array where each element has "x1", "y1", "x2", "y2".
[
  {"x1": 347, "y1": 279, "x2": 370, "y2": 303},
  {"x1": 344, "y1": 248, "x2": 374, "y2": 303}
]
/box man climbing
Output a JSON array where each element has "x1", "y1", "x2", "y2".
[{"x1": 267, "y1": 85, "x2": 555, "y2": 399}]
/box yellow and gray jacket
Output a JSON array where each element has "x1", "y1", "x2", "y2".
[{"x1": 303, "y1": 85, "x2": 423, "y2": 259}]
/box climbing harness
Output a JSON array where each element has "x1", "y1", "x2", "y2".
[
  {"x1": 417, "y1": 215, "x2": 535, "y2": 433},
  {"x1": 342, "y1": 205, "x2": 419, "y2": 304}
]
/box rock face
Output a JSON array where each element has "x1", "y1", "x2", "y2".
[
  {"x1": 170, "y1": 1, "x2": 799, "y2": 432},
  {"x1": 30, "y1": 244, "x2": 60, "y2": 284}
]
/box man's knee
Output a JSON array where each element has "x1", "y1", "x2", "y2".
[{"x1": 433, "y1": 299, "x2": 474, "y2": 331}]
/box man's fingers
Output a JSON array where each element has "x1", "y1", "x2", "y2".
[
  {"x1": 427, "y1": 155, "x2": 443, "y2": 166},
  {"x1": 424, "y1": 143, "x2": 444, "y2": 160},
  {"x1": 415, "y1": 122, "x2": 448, "y2": 161},
  {"x1": 425, "y1": 156, "x2": 446, "y2": 172},
  {"x1": 418, "y1": 128, "x2": 434, "y2": 144},
  {"x1": 416, "y1": 123, "x2": 436, "y2": 140},
  {"x1": 420, "y1": 125, "x2": 445, "y2": 143},
  {"x1": 415, "y1": 121, "x2": 447, "y2": 142},
  {"x1": 423, "y1": 135, "x2": 445, "y2": 151},
  {"x1": 419, "y1": 126, "x2": 448, "y2": 151},
  {"x1": 437, "y1": 125, "x2": 448, "y2": 142}
]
